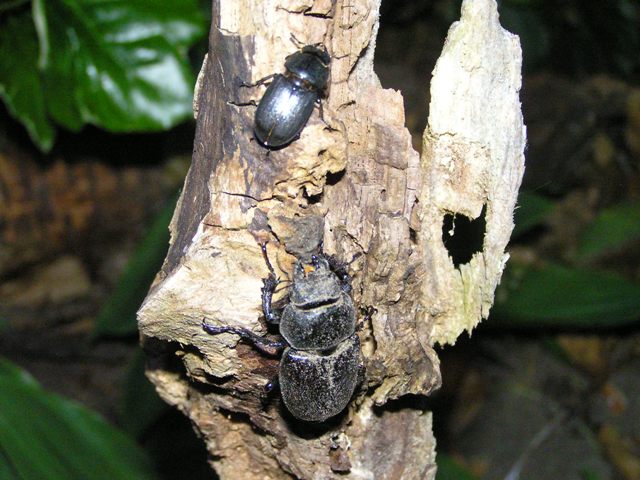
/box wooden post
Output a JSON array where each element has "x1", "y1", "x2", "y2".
[{"x1": 138, "y1": 0, "x2": 525, "y2": 478}]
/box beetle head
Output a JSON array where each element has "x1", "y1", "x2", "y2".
[
  {"x1": 290, "y1": 256, "x2": 342, "y2": 307},
  {"x1": 301, "y1": 45, "x2": 330, "y2": 66}
]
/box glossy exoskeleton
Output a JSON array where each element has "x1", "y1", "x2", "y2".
[
  {"x1": 202, "y1": 244, "x2": 362, "y2": 422},
  {"x1": 251, "y1": 45, "x2": 330, "y2": 148}
]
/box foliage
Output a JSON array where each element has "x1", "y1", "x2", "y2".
[
  {"x1": 512, "y1": 190, "x2": 555, "y2": 238},
  {"x1": 119, "y1": 349, "x2": 169, "y2": 438},
  {"x1": 0, "y1": 356, "x2": 157, "y2": 479},
  {"x1": 93, "y1": 193, "x2": 176, "y2": 338},
  {"x1": 92, "y1": 195, "x2": 176, "y2": 438},
  {"x1": 436, "y1": 454, "x2": 479, "y2": 480},
  {"x1": 494, "y1": 262, "x2": 640, "y2": 328},
  {"x1": 0, "y1": 0, "x2": 206, "y2": 152},
  {"x1": 494, "y1": 191, "x2": 640, "y2": 328},
  {"x1": 576, "y1": 201, "x2": 640, "y2": 261}
]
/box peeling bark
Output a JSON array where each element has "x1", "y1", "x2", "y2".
[
  {"x1": 420, "y1": 1, "x2": 526, "y2": 345},
  {"x1": 137, "y1": 0, "x2": 525, "y2": 478}
]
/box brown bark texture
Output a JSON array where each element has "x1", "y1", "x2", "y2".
[
  {"x1": 137, "y1": 0, "x2": 525, "y2": 478},
  {"x1": 0, "y1": 150, "x2": 172, "y2": 278}
]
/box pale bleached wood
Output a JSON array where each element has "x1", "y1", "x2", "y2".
[
  {"x1": 138, "y1": 0, "x2": 525, "y2": 478},
  {"x1": 419, "y1": 0, "x2": 526, "y2": 346}
]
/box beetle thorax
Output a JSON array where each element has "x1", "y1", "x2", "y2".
[{"x1": 284, "y1": 51, "x2": 329, "y2": 93}]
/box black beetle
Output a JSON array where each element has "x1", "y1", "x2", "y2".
[
  {"x1": 202, "y1": 244, "x2": 363, "y2": 422},
  {"x1": 248, "y1": 45, "x2": 330, "y2": 148}
]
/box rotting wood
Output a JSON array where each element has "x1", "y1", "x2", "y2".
[
  {"x1": 419, "y1": 0, "x2": 526, "y2": 346},
  {"x1": 137, "y1": 0, "x2": 525, "y2": 478}
]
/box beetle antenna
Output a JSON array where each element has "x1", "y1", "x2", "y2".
[
  {"x1": 274, "y1": 281, "x2": 291, "y2": 292},
  {"x1": 289, "y1": 33, "x2": 305, "y2": 50}
]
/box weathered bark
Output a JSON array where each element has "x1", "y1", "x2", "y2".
[
  {"x1": 420, "y1": 0, "x2": 527, "y2": 345},
  {"x1": 137, "y1": 0, "x2": 525, "y2": 478}
]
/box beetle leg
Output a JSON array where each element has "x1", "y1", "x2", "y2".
[
  {"x1": 265, "y1": 376, "x2": 280, "y2": 394},
  {"x1": 240, "y1": 73, "x2": 277, "y2": 89},
  {"x1": 260, "y1": 243, "x2": 282, "y2": 324},
  {"x1": 202, "y1": 320, "x2": 285, "y2": 357},
  {"x1": 316, "y1": 100, "x2": 336, "y2": 131},
  {"x1": 260, "y1": 242, "x2": 277, "y2": 275},
  {"x1": 261, "y1": 274, "x2": 282, "y2": 324},
  {"x1": 356, "y1": 305, "x2": 377, "y2": 332},
  {"x1": 361, "y1": 305, "x2": 376, "y2": 323},
  {"x1": 317, "y1": 99, "x2": 326, "y2": 123},
  {"x1": 260, "y1": 375, "x2": 280, "y2": 409}
]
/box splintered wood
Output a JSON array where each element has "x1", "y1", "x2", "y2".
[
  {"x1": 420, "y1": 1, "x2": 526, "y2": 346},
  {"x1": 137, "y1": 0, "x2": 525, "y2": 478}
]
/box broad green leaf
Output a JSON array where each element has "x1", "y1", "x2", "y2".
[
  {"x1": 32, "y1": 0, "x2": 205, "y2": 132},
  {"x1": 119, "y1": 349, "x2": 169, "y2": 438},
  {"x1": 512, "y1": 191, "x2": 555, "y2": 238},
  {"x1": 436, "y1": 453, "x2": 479, "y2": 480},
  {"x1": 576, "y1": 201, "x2": 640, "y2": 260},
  {"x1": 0, "y1": 447, "x2": 18, "y2": 480},
  {"x1": 93, "y1": 194, "x2": 175, "y2": 337},
  {"x1": 493, "y1": 262, "x2": 640, "y2": 328},
  {"x1": 0, "y1": 12, "x2": 55, "y2": 151},
  {"x1": 0, "y1": 357, "x2": 157, "y2": 479},
  {"x1": 581, "y1": 469, "x2": 602, "y2": 480}
]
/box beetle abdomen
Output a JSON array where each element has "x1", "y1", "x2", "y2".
[
  {"x1": 280, "y1": 335, "x2": 361, "y2": 422},
  {"x1": 254, "y1": 75, "x2": 317, "y2": 148},
  {"x1": 280, "y1": 294, "x2": 355, "y2": 350}
]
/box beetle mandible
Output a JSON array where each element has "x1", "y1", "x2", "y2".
[
  {"x1": 202, "y1": 243, "x2": 363, "y2": 422},
  {"x1": 246, "y1": 44, "x2": 330, "y2": 148}
]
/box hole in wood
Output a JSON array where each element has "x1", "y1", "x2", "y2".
[
  {"x1": 326, "y1": 169, "x2": 345, "y2": 186},
  {"x1": 442, "y1": 204, "x2": 487, "y2": 268},
  {"x1": 409, "y1": 227, "x2": 417, "y2": 244},
  {"x1": 303, "y1": 188, "x2": 323, "y2": 205}
]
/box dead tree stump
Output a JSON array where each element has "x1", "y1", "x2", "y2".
[{"x1": 138, "y1": 0, "x2": 525, "y2": 478}]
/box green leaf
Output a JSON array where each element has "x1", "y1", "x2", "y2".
[
  {"x1": 0, "y1": 356, "x2": 157, "y2": 479},
  {"x1": 93, "y1": 194, "x2": 176, "y2": 337},
  {"x1": 436, "y1": 453, "x2": 479, "y2": 480},
  {"x1": 0, "y1": 12, "x2": 55, "y2": 151},
  {"x1": 119, "y1": 349, "x2": 169, "y2": 438},
  {"x1": 492, "y1": 262, "x2": 640, "y2": 328},
  {"x1": 581, "y1": 468, "x2": 602, "y2": 480},
  {"x1": 0, "y1": 446, "x2": 19, "y2": 480},
  {"x1": 32, "y1": 0, "x2": 205, "y2": 132},
  {"x1": 576, "y1": 201, "x2": 640, "y2": 260},
  {"x1": 512, "y1": 191, "x2": 555, "y2": 238}
]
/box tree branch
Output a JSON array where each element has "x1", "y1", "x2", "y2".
[{"x1": 138, "y1": 0, "x2": 525, "y2": 478}]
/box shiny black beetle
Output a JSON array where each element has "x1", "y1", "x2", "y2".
[
  {"x1": 202, "y1": 244, "x2": 362, "y2": 422},
  {"x1": 249, "y1": 45, "x2": 330, "y2": 148}
]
